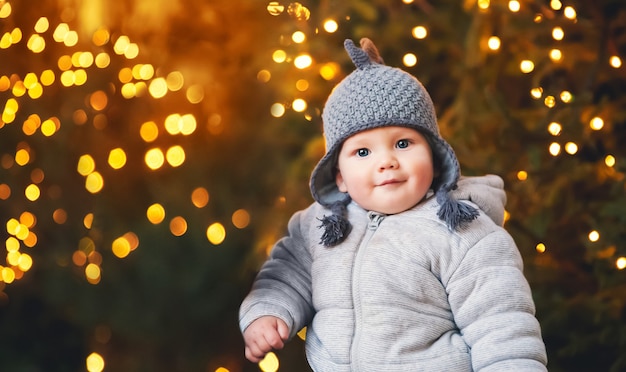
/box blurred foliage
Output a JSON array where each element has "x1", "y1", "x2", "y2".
[{"x1": 0, "y1": 0, "x2": 625, "y2": 371}]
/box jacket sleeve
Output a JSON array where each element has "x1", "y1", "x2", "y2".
[
  {"x1": 445, "y1": 228, "x2": 548, "y2": 371},
  {"x1": 239, "y1": 207, "x2": 316, "y2": 339}
]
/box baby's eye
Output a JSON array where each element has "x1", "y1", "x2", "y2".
[
  {"x1": 396, "y1": 139, "x2": 410, "y2": 149},
  {"x1": 356, "y1": 148, "x2": 370, "y2": 157}
]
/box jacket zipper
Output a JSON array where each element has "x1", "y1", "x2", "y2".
[{"x1": 350, "y1": 211, "x2": 385, "y2": 371}]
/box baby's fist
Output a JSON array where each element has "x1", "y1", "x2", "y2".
[{"x1": 243, "y1": 316, "x2": 289, "y2": 363}]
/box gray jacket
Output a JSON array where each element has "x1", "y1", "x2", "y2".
[{"x1": 240, "y1": 177, "x2": 548, "y2": 371}]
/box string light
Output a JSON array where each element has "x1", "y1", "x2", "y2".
[
  {"x1": 412, "y1": 26, "x2": 428, "y2": 39},
  {"x1": 508, "y1": 0, "x2": 521, "y2": 12},
  {"x1": 323, "y1": 19, "x2": 338, "y2": 33},
  {"x1": 589, "y1": 116, "x2": 604, "y2": 130},
  {"x1": 487, "y1": 36, "x2": 501, "y2": 51}
]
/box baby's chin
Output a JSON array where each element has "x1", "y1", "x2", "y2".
[{"x1": 360, "y1": 200, "x2": 421, "y2": 215}]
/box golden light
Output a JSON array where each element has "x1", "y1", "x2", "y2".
[
  {"x1": 63, "y1": 31, "x2": 78, "y2": 47},
  {"x1": 319, "y1": 62, "x2": 339, "y2": 80},
  {"x1": 549, "y1": 48, "x2": 562, "y2": 62},
  {"x1": 564, "y1": 142, "x2": 578, "y2": 155},
  {"x1": 588, "y1": 230, "x2": 600, "y2": 242},
  {"x1": 536, "y1": 243, "x2": 546, "y2": 253},
  {"x1": 148, "y1": 77, "x2": 168, "y2": 98},
  {"x1": 549, "y1": 142, "x2": 561, "y2": 156},
  {"x1": 108, "y1": 148, "x2": 127, "y2": 169},
  {"x1": 83, "y1": 214, "x2": 94, "y2": 229},
  {"x1": 292, "y1": 98, "x2": 307, "y2": 112},
  {"x1": 295, "y1": 79, "x2": 309, "y2": 92},
  {"x1": 487, "y1": 36, "x2": 501, "y2": 51},
  {"x1": 292, "y1": 31, "x2": 306, "y2": 43},
  {"x1": 40, "y1": 69, "x2": 55, "y2": 85},
  {"x1": 267, "y1": 2, "x2": 285, "y2": 16},
  {"x1": 564, "y1": 6, "x2": 577, "y2": 19},
  {"x1": 85, "y1": 172, "x2": 104, "y2": 193},
  {"x1": 41, "y1": 117, "x2": 59, "y2": 136},
  {"x1": 17, "y1": 253, "x2": 32, "y2": 271},
  {"x1": 0, "y1": 2, "x2": 12, "y2": 18},
  {"x1": 180, "y1": 114, "x2": 197, "y2": 135},
  {"x1": 112, "y1": 236, "x2": 132, "y2": 258},
  {"x1": 589, "y1": 116, "x2": 604, "y2": 130},
  {"x1": 78, "y1": 52, "x2": 94, "y2": 68},
  {"x1": 133, "y1": 64, "x2": 155, "y2": 80},
  {"x1": 92, "y1": 28, "x2": 110, "y2": 46},
  {"x1": 166, "y1": 71, "x2": 184, "y2": 91},
  {"x1": 412, "y1": 26, "x2": 428, "y2": 39},
  {"x1": 270, "y1": 103, "x2": 285, "y2": 118},
  {"x1": 145, "y1": 148, "x2": 165, "y2": 170},
  {"x1": 15, "y1": 149, "x2": 30, "y2": 166},
  {"x1": 294, "y1": 54, "x2": 313, "y2": 69},
  {"x1": 25, "y1": 184, "x2": 41, "y2": 201},
  {"x1": 23, "y1": 232, "x2": 37, "y2": 247},
  {"x1": 53, "y1": 209, "x2": 67, "y2": 224},
  {"x1": 77, "y1": 155, "x2": 96, "y2": 176},
  {"x1": 272, "y1": 49, "x2": 287, "y2": 63},
  {"x1": 617, "y1": 257, "x2": 626, "y2": 270},
  {"x1": 2, "y1": 267, "x2": 16, "y2": 283},
  {"x1": 605, "y1": 155, "x2": 616, "y2": 167},
  {"x1": 552, "y1": 27, "x2": 564, "y2": 41},
  {"x1": 118, "y1": 67, "x2": 132, "y2": 83},
  {"x1": 323, "y1": 19, "x2": 338, "y2": 33},
  {"x1": 520, "y1": 60, "x2": 534, "y2": 73},
  {"x1": 6, "y1": 218, "x2": 20, "y2": 235},
  {"x1": 147, "y1": 203, "x2": 166, "y2": 224},
  {"x1": 609, "y1": 55, "x2": 622, "y2": 68},
  {"x1": 90, "y1": 90, "x2": 108, "y2": 111},
  {"x1": 258, "y1": 351, "x2": 279, "y2": 372},
  {"x1": 517, "y1": 170, "x2": 528, "y2": 181},
  {"x1": 86, "y1": 352, "x2": 105, "y2": 372},
  {"x1": 95, "y1": 52, "x2": 111, "y2": 68},
  {"x1": 550, "y1": 0, "x2": 562, "y2": 11},
  {"x1": 544, "y1": 95, "x2": 556, "y2": 108},
  {"x1": 560, "y1": 90, "x2": 572, "y2": 103},
  {"x1": 169, "y1": 216, "x2": 187, "y2": 236},
  {"x1": 207, "y1": 222, "x2": 226, "y2": 245},
  {"x1": 287, "y1": 2, "x2": 310, "y2": 21},
  {"x1": 85, "y1": 263, "x2": 101, "y2": 283},
  {"x1": 191, "y1": 187, "x2": 210, "y2": 208},
  {"x1": 402, "y1": 53, "x2": 418, "y2": 67},
  {"x1": 166, "y1": 145, "x2": 186, "y2": 167},
  {"x1": 232, "y1": 209, "x2": 250, "y2": 229},
  {"x1": 257, "y1": 69, "x2": 271, "y2": 83},
  {"x1": 508, "y1": 0, "x2": 521, "y2": 12},
  {"x1": 140, "y1": 121, "x2": 159, "y2": 142},
  {"x1": 186, "y1": 84, "x2": 204, "y2": 103},
  {"x1": 27, "y1": 34, "x2": 46, "y2": 53},
  {"x1": 547, "y1": 122, "x2": 562, "y2": 136},
  {"x1": 6, "y1": 236, "x2": 20, "y2": 251}
]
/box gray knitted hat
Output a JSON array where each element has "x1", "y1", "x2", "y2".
[{"x1": 310, "y1": 38, "x2": 478, "y2": 246}]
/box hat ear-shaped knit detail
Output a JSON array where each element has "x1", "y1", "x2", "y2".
[{"x1": 344, "y1": 38, "x2": 384, "y2": 69}]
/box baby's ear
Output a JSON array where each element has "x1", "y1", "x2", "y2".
[{"x1": 335, "y1": 170, "x2": 348, "y2": 192}]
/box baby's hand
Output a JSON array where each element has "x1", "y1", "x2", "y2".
[{"x1": 243, "y1": 316, "x2": 289, "y2": 363}]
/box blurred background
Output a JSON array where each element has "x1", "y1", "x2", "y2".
[{"x1": 1, "y1": 0, "x2": 625, "y2": 371}]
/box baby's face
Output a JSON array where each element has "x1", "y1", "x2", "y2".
[{"x1": 335, "y1": 126, "x2": 434, "y2": 214}]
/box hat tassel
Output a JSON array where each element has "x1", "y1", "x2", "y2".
[
  {"x1": 318, "y1": 200, "x2": 352, "y2": 247},
  {"x1": 437, "y1": 188, "x2": 479, "y2": 230}
]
